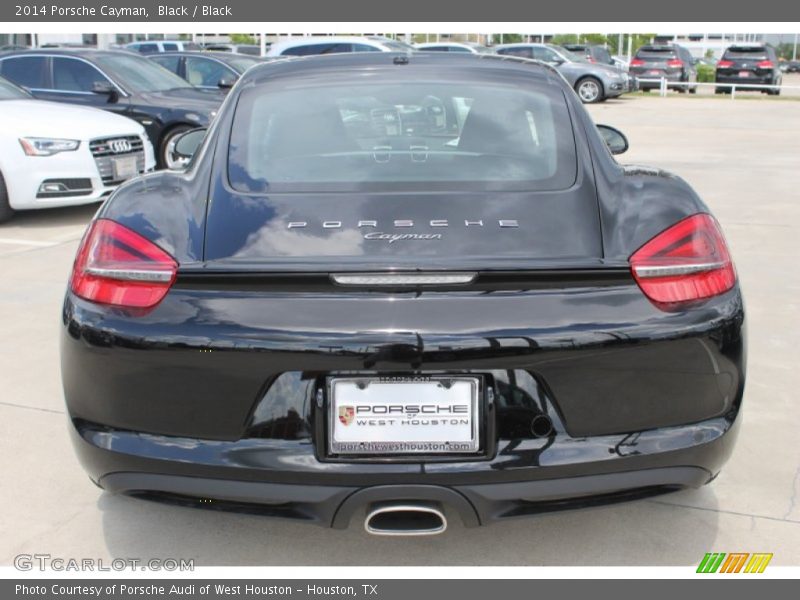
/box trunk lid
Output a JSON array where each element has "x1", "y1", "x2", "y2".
[
  {"x1": 202, "y1": 182, "x2": 603, "y2": 270},
  {"x1": 631, "y1": 49, "x2": 682, "y2": 76}
]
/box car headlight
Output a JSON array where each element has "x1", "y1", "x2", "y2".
[{"x1": 19, "y1": 137, "x2": 80, "y2": 157}]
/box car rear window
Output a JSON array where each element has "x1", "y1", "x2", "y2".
[
  {"x1": 281, "y1": 43, "x2": 354, "y2": 56},
  {"x1": 227, "y1": 80, "x2": 577, "y2": 193},
  {"x1": 723, "y1": 47, "x2": 769, "y2": 60},
  {"x1": 635, "y1": 48, "x2": 678, "y2": 60},
  {"x1": 496, "y1": 47, "x2": 533, "y2": 59}
]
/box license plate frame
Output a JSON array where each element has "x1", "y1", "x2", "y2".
[
  {"x1": 327, "y1": 375, "x2": 482, "y2": 456},
  {"x1": 738, "y1": 70, "x2": 751, "y2": 77},
  {"x1": 111, "y1": 155, "x2": 138, "y2": 180}
]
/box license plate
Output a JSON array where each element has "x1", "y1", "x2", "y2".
[
  {"x1": 328, "y1": 376, "x2": 480, "y2": 455},
  {"x1": 739, "y1": 71, "x2": 751, "y2": 77},
  {"x1": 648, "y1": 70, "x2": 661, "y2": 75},
  {"x1": 111, "y1": 155, "x2": 138, "y2": 180}
]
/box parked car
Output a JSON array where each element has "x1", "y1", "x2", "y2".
[
  {"x1": 628, "y1": 44, "x2": 698, "y2": 93},
  {"x1": 0, "y1": 49, "x2": 223, "y2": 168},
  {"x1": 149, "y1": 51, "x2": 267, "y2": 91},
  {"x1": 611, "y1": 55, "x2": 629, "y2": 69},
  {"x1": 267, "y1": 36, "x2": 415, "y2": 57},
  {"x1": 0, "y1": 75, "x2": 154, "y2": 223},
  {"x1": 562, "y1": 43, "x2": 615, "y2": 66},
  {"x1": 715, "y1": 44, "x2": 782, "y2": 95},
  {"x1": 62, "y1": 52, "x2": 744, "y2": 534},
  {"x1": 559, "y1": 45, "x2": 638, "y2": 91},
  {"x1": 125, "y1": 40, "x2": 202, "y2": 54},
  {"x1": 780, "y1": 60, "x2": 800, "y2": 73},
  {"x1": 414, "y1": 42, "x2": 491, "y2": 54},
  {"x1": 494, "y1": 43, "x2": 627, "y2": 103},
  {"x1": 203, "y1": 43, "x2": 263, "y2": 56}
]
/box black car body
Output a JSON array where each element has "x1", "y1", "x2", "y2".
[
  {"x1": 148, "y1": 51, "x2": 267, "y2": 91},
  {"x1": 715, "y1": 44, "x2": 782, "y2": 95},
  {"x1": 629, "y1": 44, "x2": 698, "y2": 92},
  {"x1": 0, "y1": 49, "x2": 224, "y2": 167},
  {"x1": 202, "y1": 43, "x2": 264, "y2": 56},
  {"x1": 61, "y1": 53, "x2": 745, "y2": 534}
]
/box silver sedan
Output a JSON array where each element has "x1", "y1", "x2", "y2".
[{"x1": 494, "y1": 43, "x2": 629, "y2": 103}]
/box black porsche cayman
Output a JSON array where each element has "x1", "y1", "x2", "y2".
[{"x1": 61, "y1": 52, "x2": 745, "y2": 535}]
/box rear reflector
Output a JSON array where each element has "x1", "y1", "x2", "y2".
[
  {"x1": 70, "y1": 219, "x2": 177, "y2": 308},
  {"x1": 630, "y1": 214, "x2": 736, "y2": 305}
]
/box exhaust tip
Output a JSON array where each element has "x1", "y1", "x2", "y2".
[
  {"x1": 531, "y1": 414, "x2": 554, "y2": 438},
  {"x1": 365, "y1": 503, "x2": 447, "y2": 536}
]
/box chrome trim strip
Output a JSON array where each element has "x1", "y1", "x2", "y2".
[
  {"x1": 633, "y1": 262, "x2": 726, "y2": 278},
  {"x1": 85, "y1": 268, "x2": 173, "y2": 282},
  {"x1": 331, "y1": 272, "x2": 477, "y2": 286}
]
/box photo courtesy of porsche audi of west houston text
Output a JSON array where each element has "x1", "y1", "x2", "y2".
[{"x1": 13, "y1": 4, "x2": 234, "y2": 18}]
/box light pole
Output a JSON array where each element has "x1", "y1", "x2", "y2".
[{"x1": 627, "y1": 34, "x2": 632, "y2": 64}]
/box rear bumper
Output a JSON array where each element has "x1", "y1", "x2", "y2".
[
  {"x1": 73, "y1": 408, "x2": 740, "y2": 526},
  {"x1": 633, "y1": 73, "x2": 685, "y2": 89},
  {"x1": 62, "y1": 281, "x2": 746, "y2": 525},
  {"x1": 100, "y1": 468, "x2": 713, "y2": 528},
  {"x1": 715, "y1": 75, "x2": 776, "y2": 88}
]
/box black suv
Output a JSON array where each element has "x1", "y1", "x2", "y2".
[
  {"x1": 0, "y1": 49, "x2": 224, "y2": 168},
  {"x1": 629, "y1": 44, "x2": 698, "y2": 93},
  {"x1": 715, "y1": 44, "x2": 782, "y2": 95}
]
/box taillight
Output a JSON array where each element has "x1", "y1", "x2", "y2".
[
  {"x1": 756, "y1": 60, "x2": 774, "y2": 69},
  {"x1": 630, "y1": 214, "x2": 736, "y2": 305},
  {"x1": 666, "y1": 59, "x2": 683, "y2": 68},
  {"x1": 716, "y1": 60, "x2": 734, "y2": 68},
  {"x1": 70, "y1": 219, "x2": 177, "y2": 309},
  {"x1": 629, "y1": 58, "x2": 645, "y2": 67}
]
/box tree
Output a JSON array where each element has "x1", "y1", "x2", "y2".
[
  {"x1": 490, "y1": 33, "x2": 524, "y2": 45},
  {"x1": 607, "y1": 33, "x2": 657, "y2": 56},
  {"x1": 776, "y1": 43, "x2": 795, "y2": 60},
  {"x1": 229, "y1": 33, "x2": 257, "y2": 45}
]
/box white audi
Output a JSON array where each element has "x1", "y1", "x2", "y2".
[{"x1": 0, "y1": 75, "x2": 155, "y2": 223}]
